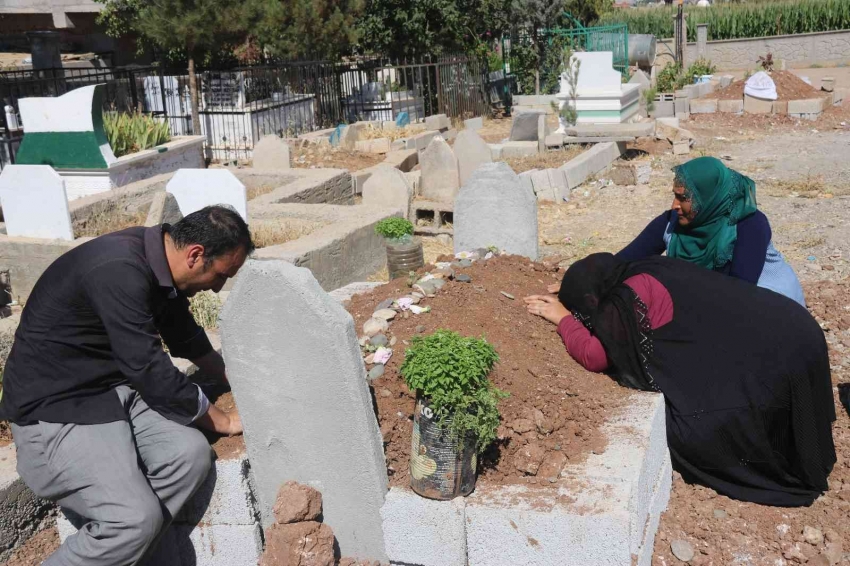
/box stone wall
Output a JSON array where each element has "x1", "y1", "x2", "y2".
[{"x1": 658, "y1": 29, "x2": 850, "y2": 71}]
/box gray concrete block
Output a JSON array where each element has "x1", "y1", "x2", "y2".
[
  {"x1": 252, "y1": 136, "x2": 291, "y2": 170},
  {"x1": 425, "y1": 113, "x2": 450, "y2": 131},
  {"x1": 362, "y1": 166, "x2": 413, "y2": 219},
  {"x1": 381, "y1": 488, "x2": 467, "y2": 566},
  {"x1": 489, "y1": 143, "x2": 503, "y2": 160},
  {"x1": 673, "y1": 140, "x2": 690, "y2": 155},
  {"x1": 454, "y1": 162, "x2": 538, "y2": 260},
  {"x1": 454, "y1": 129, "x2": 493, "y2": 186},
  {"x1": 652, "y1": 100, "x2": 675, "y2": 118},
  {"x1": 744, "y1": 94, "x2": 773, "y2": 114},
  {"x1": 464, "y1": 117, "x2": 484, "y2": 131},
  {"x1": 175, "y1": 455, "x2": 257, "y2": 526},
  {"x1": 788, "y1": 97, "x2": 826, "y2": 115},
  {"x1": 419, "y1": 136, "x2": 460, "y2": 203},
  {"x1": 412, "y1": 131, "x2": 439, "y2": 152},
  {"x1": 144, "y1": 191, "x2": 182, "y2": 227},
  {"x1": 509, "y1": 111, "x2": 544, "y2": 142},
  {"x1": 718, "y1": 99, "x2": 744, "y2": 114},
  {"x1": 720, "y1": 75, "x2": 734, "y2": 88},
  {"x1": 220, "y1": 260, "x2": 388, "y2": 561},
  {"x1": 442, "y1": 128, "x2": 458, "y2": 142},
  {"x1": 545, "y1": 133, "x2": 565, "y2": 148},
  {"x1": 0, "y1": 445, "x2": 53, "y2": 562},
  {"x1": 609, "y1": 162, "x2": 652, "y2": 186},
  {"x1": 328, "y1": 281, "x2": 383, "y2": 306},
  {"x1": 179, "y1": 524, "x2": 263, "y2": 566},
  {"x1": 559, "y1": 142, "x2": 625, "y2": 193},
  {"x1": 500, "y1": 141, "x2": 538, "y2": 158},
  {"x1": 689, "y1": 98, "x2": 718, "y2": 114}
]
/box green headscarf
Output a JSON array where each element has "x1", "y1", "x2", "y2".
[{"x1": 667, "y1": 156, "x2": 758, "y2": 270}]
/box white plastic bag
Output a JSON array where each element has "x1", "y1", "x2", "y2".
[{"x1": 744, "y1": 71, "x2": 778, "y2": 101}]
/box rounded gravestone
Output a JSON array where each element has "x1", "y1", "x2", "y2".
[
  {"x1": 419, "y1": 136, "x2": 459, "y2": 203},
  {"x1": 454, "y1": 129, "x2": 493, "y2": 186},
  {"x1": 453, "y1": 162, "x2": 538, "y2": 260}
]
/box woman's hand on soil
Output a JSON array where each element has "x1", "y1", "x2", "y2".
[
  {"x1": 546, "y1": 282, "x2": 560, "y2": 294},
  {"x1": 524, "y1": 295, "x2": 570, "y2": 326}
]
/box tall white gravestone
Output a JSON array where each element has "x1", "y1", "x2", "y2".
[
  {"x1": 166, "y1": 169, "x2": 248, "y2": 221},
  {"x1": 419, "y1": 136, "x2": 459, "y2": 202},
  {"x1": 0, "y1": 165, "x2": 74, "y2": 241},
  {"x1": 362, "y1": 166, "x2": 413, "y2": 218},
  {"x1": 220, "y1": 260, "x2": 389, "y2": 562},
  {"x1": 453, "y1": 130, "x2": 493, "y2": 186},
  {"x1": 556, "y1": 52, "x2": 640, "y2": 129}
]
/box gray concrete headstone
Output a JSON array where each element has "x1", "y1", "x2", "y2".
[
  {"x1": 220, "y1": 260, "x2": 388, "y2": 561},
  {"x1": 454, "y1": 130, "x2": 493, "y2": 186},
  {"x1": 509, "y1": 111, "x2": 544, "y2": 142},
  {"x1": 362, "y1": 166, "x2": 413, "y2": 218},
  {"x1": 454, "y1": 162, "x2": 538, "y2": 259},
  {"x1": 252, "y1": 136, "x2": 291, "y2": 170},
  {"x1": 0, "y1": 165, "x2": 73, "y2": 241},
  {"x1": 166, "y1": 169, "x2": 248, "y2": 221},
  {"x1": 629, "y1": 70, "x2": 651, "y2": 93},
  {"x1": 419, "y1": 136, "x2": 459, "y2": 202},
  {"x1": 144, "y1": 191, "x2": 183, "y2": 227}
]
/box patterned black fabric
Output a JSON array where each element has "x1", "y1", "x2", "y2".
[{"x1": 559, "y1": 253, "x2": 836, "y2": 506}]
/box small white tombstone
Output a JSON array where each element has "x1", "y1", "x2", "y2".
[
  {"x1": 252, "y1": 136, "x2": 291, "y2": 170},
  {"x1": 453, "y1": 130, "x2": 492, "y2": 186},
  {"x1": 166, "y1": 169, "x2": 248, "y2": 221},
  {"x1": 0, "y1": 165, "x2": 74, "y2": 241},
  {"x1": 419, "y1": 136, "x2": 459, "y2": 202},
  {"x1": 362, "y1": 166, "x2": 413, "y2": 217}
]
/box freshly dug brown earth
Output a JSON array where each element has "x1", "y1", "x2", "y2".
[
  {"x1": 652, "y1": 279, "x2": 850, "y2": 565},
  {"x1": 706, "y1": 71, "x2": 822, "y2": 101},
  {"x1": 1, "y1": 520, "x2": 60, "y2": 566},
  {"x1": 204, "y1": 391, "x2": 246, "y2": 460},
  {"x1": 346, "y1": 255, "x2": 634, "y2": 488}
]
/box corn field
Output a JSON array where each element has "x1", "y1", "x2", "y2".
[{"x1": 599, "y1": 0, "x2": 850, "y2": 41}]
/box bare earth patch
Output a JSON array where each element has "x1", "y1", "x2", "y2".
[{"x1": 290, "y1": 145, "x2": 384, "y2": 172}]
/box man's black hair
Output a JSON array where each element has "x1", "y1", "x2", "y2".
[{"x1": 165, "y1": 205, "x2": 255, "y2": 260}]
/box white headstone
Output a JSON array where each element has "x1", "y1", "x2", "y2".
[
  {"x1": 453, "y1": 130, "x2": 493, "y2": 186},
  {"x1": 362, "y1": 166, "x2": 413, "y2": 217},
  {"x1": 571, "y1": 52, "x2": 622, "y2": 95},
  {"x1": 454, "y1": 162, "x2": 538, "y2": 259},
  {"x1": 252, "y1": 136, "x2": 291, "y2": 170},
  {"x1": 166, "y1": 169, "x2": 248, "y2": 221},
  {"x1": 0, "y1": 165, "x2": 74, "y2": 241},
  {"x1": 419, "y1": 136, "x2": 459, "y2": 202}
]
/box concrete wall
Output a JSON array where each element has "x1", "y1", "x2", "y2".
[
  {"x1": 0, "y1": 236, "x2": 90, "y2": 303},
  {"x1": 242, "y1": 168, "x2": 354, "y2": 206},
  {"x1": 658, "y1": 29, "x2": 850, "y2": 71},
  {"x1": 250, "y1": 202, "x2": 403, "y2": 291}
]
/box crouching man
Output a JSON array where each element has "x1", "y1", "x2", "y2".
[{"x1": 0, "y1": 205, "x2": 253, "y2": 565}]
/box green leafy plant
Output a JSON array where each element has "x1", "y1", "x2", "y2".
[
  {"x1": 686, "y1": 58, "x2": 717, "y2": 81},
  {"x1": 400, "y1": 329, "x2": 507, "y2": 452},
  {"x1": 374, "y1": 217, "x2": 414, "y2": 241},
  {"x1": 656, "y1": 62, "x2": 683, "y2": 93},
  {"x1": 103, "y1": 111, "x2": 171, "y2": 157},
  {"x1": 643, "y1": 87, "x2": 657, "y2": 112}
]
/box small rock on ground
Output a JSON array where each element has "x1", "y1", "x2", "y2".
[
  {"x1": 370, "y1": 334, "x2": 388, "y2": 347},
  {"x1": 368, "y1": 364, "x2": 385, "y2": 380},
  {"x1": 671, "y1": 539, "x2": 695, "y2": 562},
  {"x1": 804, "y1": 526, "x2": 824, "y2": 546},
  {"x1": 372, "y1": 308, "x2": 397, "y2": 321},
  {"x1": 456, "y1": 274, "x2": 472, "y2": 283},
  {"x1": 272, "y1": 481, "x2": 323, "y2": 524}
]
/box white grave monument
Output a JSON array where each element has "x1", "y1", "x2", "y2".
[
  {"x1": 0, "y1": 165, "x2": 74, "y2": 241},
  {"x1": 556, "y1": 52, "x2": 640, "y2": 130},
  {"x1": 166, "y1": 169, "x2": 248, "y2": 221}
]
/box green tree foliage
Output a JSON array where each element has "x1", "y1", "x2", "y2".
[{"x1": 251, "y1": 0, "x2": 363, "y2": 60}]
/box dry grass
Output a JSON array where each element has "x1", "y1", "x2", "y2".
[
  {"x1": 246, "y1": 184, "x2": 277, "y2": 201},
  {"x1": 251, "y1": 220, "x2": 321, "y2": 248},
  {"x1": 189, "y1": 291, "x2": 222, "y2": 330},
  {"x1": 74, "y1": 203, "x2": 150, "y2": 238},
  {"x1": 760, "y1": 174, "x2": 846, "y2": 197},
  {"x1": 358, "y1": 124, "x2": 423, "y2": 142},
  {"x1": 502, "y1": 145, "x2": 586, "y2": 173}
]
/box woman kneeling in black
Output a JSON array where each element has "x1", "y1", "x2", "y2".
[{"x1": 526, "y1": 253, "x2": 836, "y2": 506}]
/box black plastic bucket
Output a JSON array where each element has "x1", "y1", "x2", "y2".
[
  {"x1": 386, "y1": 240, "x2": 424, "y2": 280},
  {"x1": 410, "y1": 396, "x2": 477, "y2": 500}
]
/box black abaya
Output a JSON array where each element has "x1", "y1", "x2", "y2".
[{"x1": 559, "y1": 254, "x2": 836, "y2": 506}]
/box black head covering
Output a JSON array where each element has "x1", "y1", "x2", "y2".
[{"x1": 558, "y1": 253, "x2": 658, "y2": 392}]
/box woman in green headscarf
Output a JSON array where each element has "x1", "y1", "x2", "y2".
[{"x1": 615, "y1": 156, "x2": 805, "y2": 305}]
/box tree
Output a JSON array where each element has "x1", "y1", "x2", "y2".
[
  {"x1": 96, "y1": 0, "x2": 256, "y2": 135},
  {"x1": 250, "y1": 0, "x2": 363, "y2": 60}
]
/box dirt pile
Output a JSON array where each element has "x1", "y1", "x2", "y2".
[
  {"x1": 706, "y1": 71, "x2": 823, "y2": 101},
  {"x1": 346, "y1": 254, "x2": 633, "y2": 488},
  {"x1": 652, "y1": 279, "x2": 850, "y2": 565},
  {"x1": 288, "y1": 142, "x2": 384, "y2": 172}
]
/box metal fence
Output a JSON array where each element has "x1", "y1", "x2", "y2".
[{"x1": 0, "y1": 55, "x2": 492, "y2": 165}]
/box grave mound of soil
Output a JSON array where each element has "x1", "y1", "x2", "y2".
[
  {"x1": 346, "y1": 254, "x2": 634, "y2": 488},
  {"x1": 204, "y1": 391, "x2": 246, "y2": 459},
  {"x1": 706, "y1": 71, "x2": 822, "y2": 101}
]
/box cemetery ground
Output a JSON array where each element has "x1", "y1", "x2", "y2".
[{"x1": 3, "y1": 86, "x2": 850, "y2": 566}]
